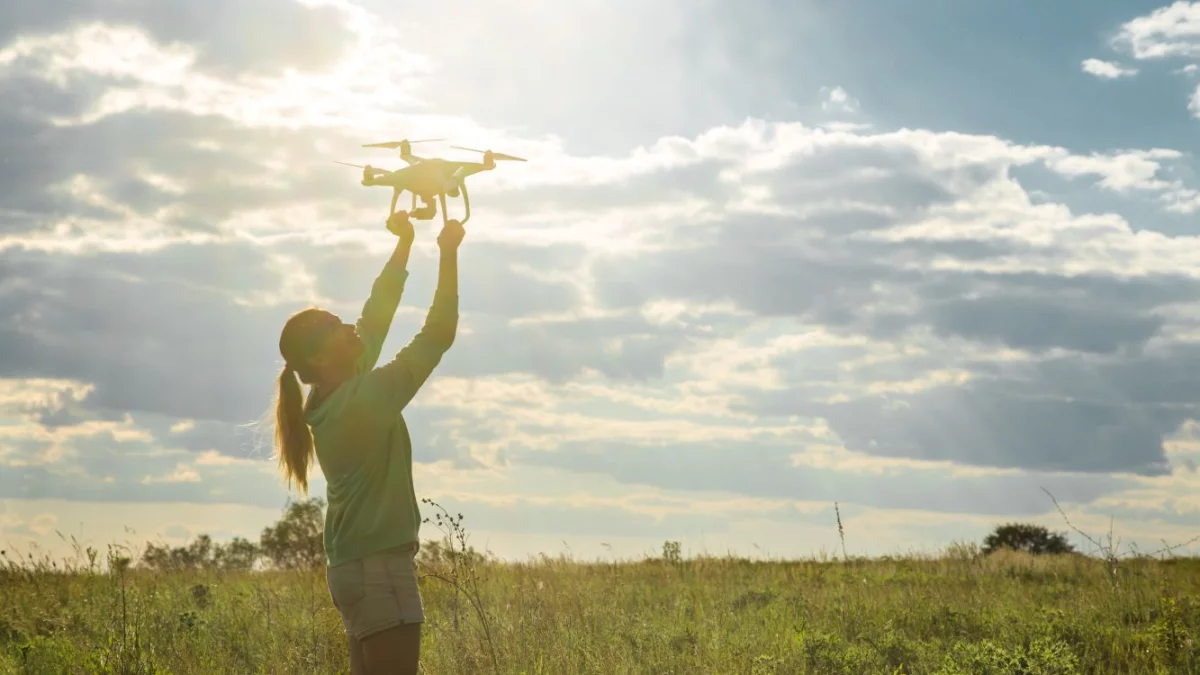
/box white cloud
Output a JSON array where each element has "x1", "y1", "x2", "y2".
[
  {"x1": 820, "y1": 86, "x2": 860, "y2": 114},
  {"x1": 1044, "y1": 148, "x2": 1181, "y2": 192},
  {"x1": 0, "y1": 380, "x2": 156, "y2": 469},
  {"x1": 1104, "y1": 3, "x2": 1200, "y2": 120},
  {"x1": 0, "y1": 23, "x2": 196, "y2": 87},
  {"x1": 0, "y1": 379, "x2": 93, "y2": 415},
  {"x1": 1081, "y1": 58, "x2": 1138, "y2": 79},
  {"x1": 1114, "y1": 1, "x2": 1200, "y2": 60},
  {"x1": 0, "y1": 17, "x2": 432, "y2": 131}
]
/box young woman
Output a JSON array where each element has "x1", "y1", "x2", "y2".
[{"x1": 273, "y1": 212, "x2": 463, "y2": 675}]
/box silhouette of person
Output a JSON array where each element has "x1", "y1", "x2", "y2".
[{"x1": 273, "y1": 211, "x2": 462, "y2": 675}]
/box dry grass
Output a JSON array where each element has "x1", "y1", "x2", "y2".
[{"x1": 1, "y1": 539, "x2": 1199, "y2": 674}]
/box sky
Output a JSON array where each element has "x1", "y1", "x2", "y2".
[{"x1": 3, "y1": 0, "x2": 1200, "y2": 564}]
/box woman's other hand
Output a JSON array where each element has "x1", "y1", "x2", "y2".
[
  {"x1": 437, "y1": 219, "x2": 465, "y2": 251},
  {"x1": 387, "y1": 211, "x2": 416, "y2": 244}
]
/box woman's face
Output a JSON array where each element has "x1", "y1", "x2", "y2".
[{"x1": 300, "y1": 311, "x2": 364, "y2": 372}]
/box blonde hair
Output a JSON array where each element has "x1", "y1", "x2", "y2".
[
  {"x1": 274, "y1": 307, "x2": 328, "y2": 494},
  {"x1": 274, "y1": 364, "x2": 314, "y2": 494}
]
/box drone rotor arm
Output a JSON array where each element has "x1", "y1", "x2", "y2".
[{"x1": 444, "y1": 161, "x2": 488, "y2": 179}]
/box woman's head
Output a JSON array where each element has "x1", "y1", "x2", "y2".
[
  {"x1": 273, "y1": 307, "x2": 362, "y2": 494},
  {"x1": 278, "y1": 308, "x2": 364, "y2": 383}
]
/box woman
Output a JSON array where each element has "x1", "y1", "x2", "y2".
[{"x1": 273, "y1": 211, "x2": 463, "y2": 675}]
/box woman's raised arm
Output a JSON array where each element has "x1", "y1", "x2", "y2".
[
  {"x1": 354, "y1": 212, "x2": 416, "y2": 374},
  {"x1": 360, "y1": 219, "x2": 462, "y2": 412}
]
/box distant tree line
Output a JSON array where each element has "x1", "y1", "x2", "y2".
[
  {"x1": 138, "y1": 497, "x2": 1083, "y2": 572},
  {"x1": 139, "y1": 498, "x2": 325, "y2": 572},
  {"x1": 137, "y1": 497, "x2": 484, "y2": 572}
]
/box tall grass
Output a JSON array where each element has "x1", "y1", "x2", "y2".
[{"x1": 1, "y1": 529, "x2": 1198, "y2": 673}]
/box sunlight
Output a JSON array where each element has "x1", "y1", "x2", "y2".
[{"x1": 5, "y1": 0, "x2": 1200, "y2": 669}]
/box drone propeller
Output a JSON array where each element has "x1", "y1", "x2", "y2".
[
  {"x1": 334, "y1": 160, "x2": 389, "y2": 175},
  {"x1": 362, "y1": 138, "x2": 445, "y2": 150},
  {"x1": 451, "y1": 145, "x2": 528, "y2": 162}
]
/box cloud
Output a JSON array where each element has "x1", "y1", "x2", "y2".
[
  {"x1": 820, "y1": 86, "x2": 861, "y2": 114},
  {"x1": 756, "y1": 359, "x2": 1182, "y2": 477},
  {"x1": 0, "y1": 395, "x2": 285, "y2": 508},
  {"x1": 0, "y1": 0, "x2": 354, "y2": 77},
  {"x1": 1092, "y1": 3, "x2": 1200, "y2": 121},
  {"x1": 559, "y1": 121, "x2": 1200, "y2": 478},
  {"x1": 1081, "y1": 58, "x2": 1138, "y2": 79},
  {"x1": 925, "y1": 292, "x2": 1163, "y2": 355},
  {"x1": 7, "y1": 110, "x2": 1200, "y2": 484},
  {"x1": 0, "y1": 232, "x2": 602, "y2": 427},
  {"x1": 1044, "y1": 148, "x2": 1180, "y2": 192},
  {"x1": 1113, "y1": 1, "x2": 1200, "y2": 60},
  {"x1": 4, "y1": 0, "x2": 1200, "y2": 561},
  {"x1": 0, "y1": 19, "x2": 429, "y2": 130},
  {"x1": 521, "y1": 435, "x2": 1133, "y2": 517}
]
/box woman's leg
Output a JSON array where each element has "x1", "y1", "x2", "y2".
[
  {"x1": 347, "y1": 634, "x2": 367, "y2": 675},
  {"x1": 328, "y1": 545, "x2": 423, "y2": 674},
  {"x1": 360, "y1": 623, "x2": 421, "y2": 675}
]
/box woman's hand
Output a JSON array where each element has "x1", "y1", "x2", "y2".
[
  {"x1": 387, "y1": 211, "x2": 416, "y2": 245},
  {"x1": 437, "y1": 219, "x2": 466, "y2": 251}
]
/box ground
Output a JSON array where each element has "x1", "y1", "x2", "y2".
[{"x1": 2, "y1": 543, "x2": 1199, "y2": 674}]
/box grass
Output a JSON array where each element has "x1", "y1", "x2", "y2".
[
  {"x1": 2, "y1": 542, "x2": 1199, "y2": 674},
  {"x1": 2, "y1": 498, "x2": 1199, "y2": 674}
]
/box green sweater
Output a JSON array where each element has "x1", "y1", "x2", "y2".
[{"x1": 305, "y1": 262, "x2": 457, "y2": 568}]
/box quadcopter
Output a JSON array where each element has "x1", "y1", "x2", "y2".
[{"x1": 335, "y1": 138, "x2": 526, "y2": 230}]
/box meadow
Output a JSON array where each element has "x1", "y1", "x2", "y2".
[{"x1": 2, "y1": 505, "x2": 1199, "y2": 674}]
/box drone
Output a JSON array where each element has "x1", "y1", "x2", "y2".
[{"x1": 335, "y1": 138, "x2": 526, "y2": 230}]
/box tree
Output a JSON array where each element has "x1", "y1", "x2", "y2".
[
  {"x1": 982, "y1": 522, "x2": 1075, "y2": 555},
  {"x1": 259, "y1": 497, "x2": 325, "y2": 569},
  {"x1": 136, "y1": 499, "x2": 325, "y2": 572},
  {"x1": 213, "y1": 537, "x2": 260, "y2": 571},
  {"x1": 139, "y1": 534, "x2": 261, "y2": 571}
]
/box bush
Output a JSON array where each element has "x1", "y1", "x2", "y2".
[{"x1": 983, "y1": 523, "x2": 1075, "y2": 556}]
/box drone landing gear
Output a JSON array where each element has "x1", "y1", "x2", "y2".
[
  {"x1": 459, "y1": 183, "x2": 471, "y2": 226},
  {"x1": 433, "y1": 185, "x2": 472, "y2": 227},
  {"x1": 384, "y1": 187, "x2": 470, "y2": 233},
  {"x1": 434, "y1": 184, "x2": 471, "y2": 228}
]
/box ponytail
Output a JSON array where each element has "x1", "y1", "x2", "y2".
[{"x1": 274, "y1": 365, "x2": 314, "y2": 494}]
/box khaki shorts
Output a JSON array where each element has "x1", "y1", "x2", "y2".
[{"x1": 326, "y1": 543, "x2": 424, "y2": 640}]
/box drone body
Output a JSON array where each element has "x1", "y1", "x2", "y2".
[{"x1": 336, "y1": 138, "x2": 525, "y2": 227}]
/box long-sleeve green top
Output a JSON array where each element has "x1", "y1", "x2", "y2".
[{"x1": 305, "y1": 262, "x2": 457, "y2": 567}]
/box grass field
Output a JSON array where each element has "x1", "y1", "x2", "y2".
[{"x1": 2, "y1": 536, "x2": 1199, "y2": 675}]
